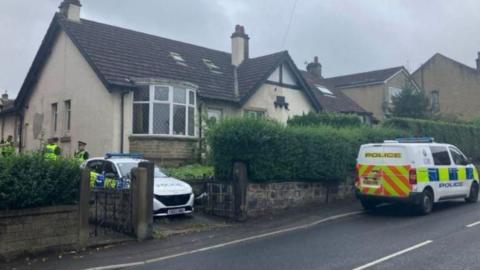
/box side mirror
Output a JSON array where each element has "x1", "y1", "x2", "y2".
[{"x1": 105, "y1": 172, "x2": 116, "y2": 179}]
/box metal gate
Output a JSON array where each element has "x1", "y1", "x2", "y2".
[{"x1": 89, "y1": 188, "x2": 134, "y2": 239}]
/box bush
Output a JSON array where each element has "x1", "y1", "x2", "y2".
[
  {"x1": 0, "y1": 154, "x2": 81, "y2": 210},
  {"x1": 208, "y1": 118, "x2": 403, "y2": 183},
  {"x1": 163, "y1": 164, "x2": 214, "y2": 180},
  {"x1": 383, "y1": 117, "x2": 480, "y2": 162},
  {"x1": 287, "y1": 112, "x2": 362, "y2": 128}
]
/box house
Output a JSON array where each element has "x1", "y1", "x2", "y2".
[
  {"x1": 412, "y1": 53, "x2": 480, "y2": 121},
  {"x1": 11, "y1": 0, "x2": 371, "y2": 164},
  {"x1": 0, "y1": 93, "x2": 19, "y2": 143},
  {"x1": 318, "y1": 65, "x2": 418, "y2": 121}
]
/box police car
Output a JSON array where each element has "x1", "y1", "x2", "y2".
[
  {"x1": 81, "y1": 153, "x2": 194, "y2": 216},
  {"x1": 355, "y1": 137, "x2": 479, "y2": 214}
]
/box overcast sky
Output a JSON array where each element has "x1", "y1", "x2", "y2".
[{"x1": 1, "y1": 0, "x2": 480, "y2": 97}]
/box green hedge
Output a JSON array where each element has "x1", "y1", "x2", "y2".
[
  {"x1": 164, "y1": 164, "x2": 214, "y2": 180},
  {"x1": 208, "y1": 118, "x2": 403, "y2": 182},
  {"x1": 287, "y1": 112, "x2": 362, "y2": 128},
  {"x1": 0, "y1": 154, "x2": 81, "y2": 210},
  {"x1": 383, "y1": 117, "x2": 480, "y2": 161}
]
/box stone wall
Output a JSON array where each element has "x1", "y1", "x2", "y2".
[
  {"x1": 129, "y1": 136, "x2": 198, "y2": 165},
  {"x1": 0, "y1": 205, "x2": 79, "y2": 261},
  {"x1": 246, "y1": 181, "x2": 355, "y2": 217}
]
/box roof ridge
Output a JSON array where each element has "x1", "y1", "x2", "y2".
[
  {"x1": 60, "y1": 13, "x2": 232, "y2": 57},
  {"x1": 325, "y1": 66, "x2": 404, "y2": 80},
  {"x1": 412, "y1": 53, "x2": 477, "y2": 76}
]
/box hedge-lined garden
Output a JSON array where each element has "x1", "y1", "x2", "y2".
[
  {"x1": 383, "y1": 118, "x2": 480, "y2": 161},
  {"x1": 0, "y1": 154, "x2": 81, "y2": 210},
  {"x1": 208, "y1": 117, "x2": 403, "y2": 182}
]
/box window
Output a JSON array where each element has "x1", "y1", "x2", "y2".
[
  {"x1": 449, "y1": 147, "x2": 468, "y2": 166},
  {"x1": 315, "y1": 85, "x2": 334, "y2": 96},
  {"x1": 170, "y1": 52, "x2": 187, "y2": 66},
  {"x1": 388, "y1": 87, "x2": 403, "y2": 103},
  {"x1": 51, "y1": 103, "x2": 58, "y2": 132},
  {"x1": 430, "y1": 146, "x2": 451, "y2": 166},
  {"x1": 207, "y1": 108, "x2": 223, "y2": 124},
  {"x1": 244, "y1": 109, "x2": 265, "y2": 119},
  {"x1": 64, "y1": 100, "x2": 71, "y2": 131},
  {"x1": 104, "y1": 161, "x2": 119, "y2": 178},
  {"x1": 133, "y1": 85, "x2": 196, "y2": 136},
  {"x1": 87, "y1": 160, "x2": 104, "y2": 174},
  {"x1": 203, "y1": 59, "x2": 221, "y2": 73}
]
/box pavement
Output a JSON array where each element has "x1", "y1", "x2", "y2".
[{"x1": 3, "y1": 199, "x2": 480, "y2": 270}]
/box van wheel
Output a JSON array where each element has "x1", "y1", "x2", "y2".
[
  {"x1": 466, "y1": 182, "x2": 479, "y2": 203},
  {"x1": 360, "y1": 200, "x2": 378, "y2": 210},
  {"x1": 417, "y1": 189, "x2": 434, "y2": 215}
]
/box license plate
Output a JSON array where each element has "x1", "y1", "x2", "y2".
[
  {"x1": 363, "y1": 177, "x2": 379, "y2": 186},
  {"x1": 167, "y1": 208, "x2": 185, "y2": 215}
]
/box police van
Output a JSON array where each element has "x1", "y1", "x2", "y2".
[{"x1": 355, "y1": 138, "x2": 479, "y2": 214}]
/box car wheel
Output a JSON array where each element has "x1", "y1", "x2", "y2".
[
  {"x1": 360, "y1": 199, "x2": 378, "y2": 210},
  {"x1": 466, "y1": 182, "x2": 479, "y2": 203},
  {"x1": 417, "y1": 189, "x2": 434, "y2": 215}
]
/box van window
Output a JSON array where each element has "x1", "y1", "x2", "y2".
[
  {"x1": 430, "y1": 146, "x2": 451, "y2": 166},
  {"x1": 449, "y1": 147, "x2": 468, "y2": 166}
]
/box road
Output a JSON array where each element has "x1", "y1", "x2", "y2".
[{"x1": 127, "y1": 201, "x2": 480, "y2": 270}]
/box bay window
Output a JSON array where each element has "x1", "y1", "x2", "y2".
[{"x1": 133, "y1": 85, "x2": 196, "y2": 136}]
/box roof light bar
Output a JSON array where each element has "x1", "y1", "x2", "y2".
[
  {"x1": 394, "y1": 137, "x2": 435, "y2": 143},
  {"x1": 105, "y1": 152, "x2": 144, "y2": 159}
]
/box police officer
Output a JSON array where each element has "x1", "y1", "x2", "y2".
[
  {"x1": 44, "y1": 137, "x2": 61, "y2": 160},
  {"x1": 74, "y1": 141, "x2": 89, "y2": 162},
  {"x1": 1, "y1": 135, "x2": 15, "y2": 157}
]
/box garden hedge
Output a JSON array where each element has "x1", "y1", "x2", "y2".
[
  {"x1": 383, "y1": 117, "x2": 480, "y2": 162},
  {"x1": 287, "y1": 112, "x2": 362, "y2": 128},
  {"x1": 0, "y1": 154, "x2": 81, "y2": 210},
  {"x1": 208, "y1": 118, "x2": 403, "y2": 182}
]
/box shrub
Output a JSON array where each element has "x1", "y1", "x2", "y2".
[
  {"x1": 208, "y1": 118, "x2": 403, "y2": 183},
  {"x1": 288, "y1": 112, "x2": 362, "y2": 128},
  {"x1": 383, "y1": 117, "x2": 480, "y2": 162},
  {"x1": 163, "y1": 164, "x2": 214, "y2": 180},
  {"x1": 0, "y1": 154, "x2": 81, "y2": 210}
]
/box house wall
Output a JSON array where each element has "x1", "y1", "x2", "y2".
[
  {"x1": 413, "y1": 55, "x2": 480, "y2": 121},
  {"x1": 341, "y1": 71, "x2": 411, "y2": 121},
  {"x1": 1, "y1": 114, "x2": 17, "y2": 142},
  {"x1": 241, "y1": 83, "x2": 315, "y2": 123},
  {"x1": 22, "y1": 30, "x2": 122, "y2": 157}
]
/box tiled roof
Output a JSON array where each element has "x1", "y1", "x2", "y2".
[
  {"x1": 324, "y1": 66, "x2": 405, "y2": 89},
  {"x1": 57, "y1": 15, "x2": 286, "y2": 103},
  {"x1": 301, "y1": 71, "x2": 369, "y2": 114}
]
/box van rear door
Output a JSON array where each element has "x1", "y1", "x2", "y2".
[{"x1": 357, "y1": 144, "x2": 411, "y2": 197}]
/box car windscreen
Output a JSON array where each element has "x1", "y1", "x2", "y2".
[{"x1": 117, "y1": 162, "x2": 167, "y2": 178}]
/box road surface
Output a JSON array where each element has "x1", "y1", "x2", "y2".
[{"x1": 128, "y1": 201, "x2": 480, "y2": 270}]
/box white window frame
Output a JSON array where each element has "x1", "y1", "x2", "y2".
[
  {"x1": 388, "y1": 87, "x2": 403, "y2": 103},
  {"x1": 64, "y1": 100, "x2": 71, "y2": 131},
  {"x1": 52, "y1": 103, "x2": 58, "y2": 133},
  {"x1": 133, "y1": 85, "x2": 197, "y2": 137}
]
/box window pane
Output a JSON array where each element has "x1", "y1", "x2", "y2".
[
  {"x1": 173, "y1": 105, "x2": 186, "y2": 135},
  {"x1": 450, "y1": 147, "x2": 467, "y2": 165},
  {"x1": 134, "y1": 85, "x2": 150, "y2": 101},
  {"x1": 153, "y1": 104, "x2": 170, "y2": 134},
  {"x1": 133, "y1": 103, "x2": 149, "y2": 134},
  {"x1": 189, "y1": 91, "x2": 195, "y2": 105},
  {"x1": 188, "y1": 107, "x2": 195, "y2": 136},
  {"x1": 244, "y1": 110, "x2": 265, "y2": 119},
  {"x1": 430, "y1": 146, "x2": 451, "y2": 166},
  {"x1": 173, "y1": 87, "x2": 186, "y2": 104},
  {"x1": 154, "y1": 86, "x2": 169, "y2": 101}
]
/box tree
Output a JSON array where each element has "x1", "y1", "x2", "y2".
[{"x1": 389, "y1": 83, "x2": 430, "y2": 119}]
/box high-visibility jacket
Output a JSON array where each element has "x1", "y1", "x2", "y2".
[
  {"x1": 2, "y1": 141, "x2": 14, "y2": 157},
  {"x1": 44, "y1": 144, "x2": 60, "y2": 160},
  {"x1": 74, "y1": 150, "x2": 87, "y2": 162}
]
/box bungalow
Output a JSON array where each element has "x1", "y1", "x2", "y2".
[{"x1": 10, "y1": 0, "x2": 371, "y2": 164}]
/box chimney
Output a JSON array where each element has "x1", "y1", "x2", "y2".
[
  {"x1": 476, "y1": 52, "x2": 480, "y2": 72},
  {"x1": 1, "y1": 92, "x2": 8, "y2": 101},
  {"x1": 59, "y1": 0, "x2": 82, "y2": 22},
  {"x1": 231, "y1": 25, "x2": 249, "y2": 66},
  {"x1": 307, "y1": 56, "x2": 322, "y2": 78}
]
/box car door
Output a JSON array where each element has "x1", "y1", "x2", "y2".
[
  {"x1": 449, "y1": 146, "x2": 470, "y2": 196},
  {"x1": 429, "y1": 146, "x2": 453, "y2": 199}
]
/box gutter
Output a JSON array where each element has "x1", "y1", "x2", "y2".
[{"x1": 120, "y1": 91, "x2": 127, "y2": 153}]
